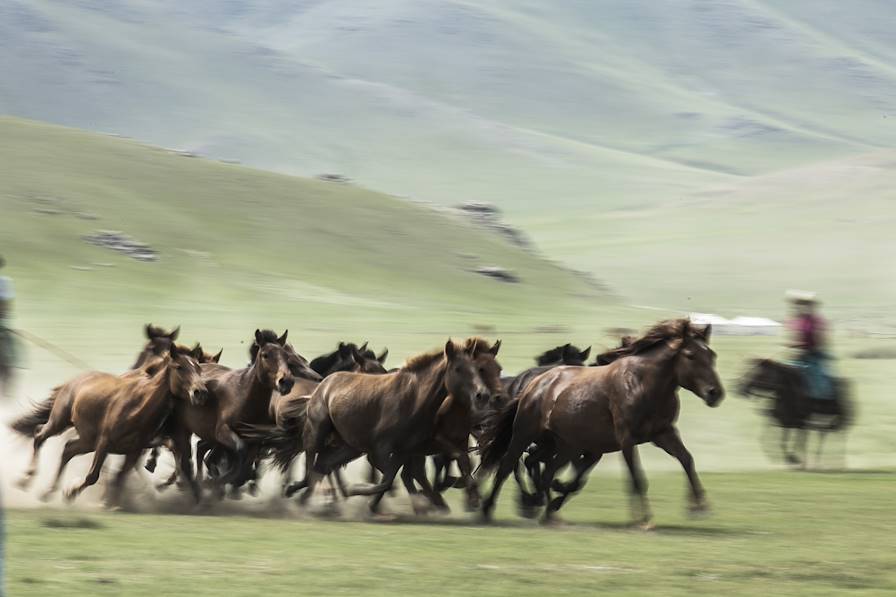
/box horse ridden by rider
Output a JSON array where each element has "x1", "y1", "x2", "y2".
[{"x1": 739, "y1": 291, "x2": 852, "y2": 467}]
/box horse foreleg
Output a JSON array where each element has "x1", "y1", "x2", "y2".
[
  {"x1": 454, "y1": 450, "x2": 480, "y2": 512},
  {"x1": 213, "y1": 423, "x2": 245, "y2": 485},
  {"x1": 172, "y1": 430, "x2": 201, "y2": 503},
  {"x1": 64, "y1": 438, "x2": 110, "y2": 502},
  {"x1": 365, "y1": 452, "x2": 407, "y2": 515},
  {"x1": 409, "y1": 453, "x2": 450, "y2": 514},
  {"x1": 621, "y1": 444, "x2": 652, "y2": 529},
  {"x1": 814, "y1": 430, "x2": 827, "y2": 470},
  {"x1": 653, "y1": 427, "x2": 707, "y2": 515}
]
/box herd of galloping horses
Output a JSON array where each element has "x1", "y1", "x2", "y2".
[{"x1": 10, "y1": 319, "x2": 732, "y2": 526}]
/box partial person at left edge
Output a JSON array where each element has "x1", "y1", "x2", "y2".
[{"x1": 0, "y1": 254, "x2": 18, "y2": 399}]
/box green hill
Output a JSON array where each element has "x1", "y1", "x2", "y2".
[
  {"x1": 2, "y1": 1, "x2": 894, "y2": 318},
  {"x1": 0, "y1": 117, "x2": 612, "y2": 367}
]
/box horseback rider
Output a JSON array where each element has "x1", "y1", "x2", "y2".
[{"x1": 786, "y1": 290, "x2": 834, "y2": 401}]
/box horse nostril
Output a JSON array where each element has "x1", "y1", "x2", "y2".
[{"x1": 279, "y1": 379, "x2": 295, "y2": 394}]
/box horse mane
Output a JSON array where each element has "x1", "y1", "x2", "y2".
[
  {"x1": 249, "y1": 329, "x2": 280, "y2": 361},
  {"x1": 403, "y1": 347, "x2": 448, "y2": 372},
  {"x1": 403, "y1": 337, "x2": 494, "y2": 372},
  {"x1": 595, "y1": 319, "x2": 689, "y2": 365}
]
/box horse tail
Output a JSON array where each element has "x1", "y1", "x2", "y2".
[
  {"x1": 477, "y1": 398, "x2": 519, "y2": 472},
  {"x1": 9, "y1": 388, "x2": 59, "y2": 437},
  {"x1": 238, "y1": 395, "x2": 310, "y2": 473}
]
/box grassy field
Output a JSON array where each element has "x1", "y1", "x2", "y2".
[{"x1": 6, "y1": 471, "x2": 896, "y2": 596}]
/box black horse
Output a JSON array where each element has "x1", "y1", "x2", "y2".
[{"x1": 739, "y1": 358, "x2": 853, "y2": 468}]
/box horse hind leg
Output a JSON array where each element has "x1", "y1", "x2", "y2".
[
  {"x1": 18, "y1": 411, "x2": 72, "y2": 490},
  {"x1": 40, "y1": 437, "x2": 92, "y2": 501},
  {"x1": 547, "y1": 453, "x2": 601, "y2": 518}
]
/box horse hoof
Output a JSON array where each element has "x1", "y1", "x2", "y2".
[
  {"x1": 369, "y1": 511, "x2": 397, "y2": 522},
  {"x1": 15, "y1": 476, "x2": 33, "y2": 491},
  {"x1": 39, "y1": 491, "x2": 55, "y2": 503},
  {"x1": 688, "y1": 500, "x2": 711, "y2": 518},
  {"x1": 247, "y1": 482, "x2": 259, "y2": 498},
  {"x1": 518, "y1": 504, "x2": 539, "y2": 519},
  {"x1": 540, "y1": 515, "x2": 565, "y2": 527},
  {"x1": 636, "y1": 521, "x2": 656, "y2": 532},
  {"x1": 63, "y1": 489, "x2": 78, "y2": 503}
]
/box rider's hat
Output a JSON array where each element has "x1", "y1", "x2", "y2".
[{"x1": 786, "y1": 289, "x2": 817, "y2": 305}]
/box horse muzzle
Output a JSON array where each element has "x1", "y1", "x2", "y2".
[
  {"x1": 277, "y1": 378, "x2": 295, "y2": 395},
  {"x1": 190, "y1": 388, "x2": 210, "y2": 406},
  {"x1": 704, "y1": 386, "x2": 724, "y2": 407}
]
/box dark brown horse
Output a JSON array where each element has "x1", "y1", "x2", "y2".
[
  {"x1": 739, "y1": 358, "x2": 853, "y2": 468},
  {"x1": 308, "y1": 342, "x2": 388, "y2": 378},
  {"x1": 11, "y1": 344, "x2": 208, "y2": 504},
  {"x1": 297, "y1": 337, "x2": 502, "y2": 514},
  {"x1": 534, "y1": 343, "x2": 591, "y2": 367},
  {"x1": 479, "y1": 319, "x2": 723, "y2": 527},
  {"x1": 166, "y1": 329, "x2": 307, "y2": 496}
]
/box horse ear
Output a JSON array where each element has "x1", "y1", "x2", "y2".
[
  {"x1": 377, "y1": 348, "x2": 389, "y2": 364},
  {"x1": 359, "y1": 341, "x2": 369, "y2": 353},
  {"x1": 350, "y1": 347, "x2": 364, "y2": 365},
  {"x1": 145, "y1": 323, "x2": 154, "y2": 339},
  {"x1": 700, "y1": 324, "x2": 712, "y2": 342},
  {"x1": 277, "y1": 330, "x2": 288, "y2": 346},
  {"x1": 489, "y1": 339, "x2": 501, "y2": 356},
  {"x1": 580, "y1": 346, "x2": 591, "y2": 361},
  {"x1": 254, "y1": 329, "x2": 264, "y2": 345},
  {"x1": 191, "y1": 343, "x2": 204, "y2": 360},
  {"x1": 168, "y1": 326, "x2": 180, "y2": 341},
  {"x1": 444, "y1": 339, "x2": 457, "y2": 361},
  {"x1": 212, "y1": 349, "x2": 223, "y2": 363}
]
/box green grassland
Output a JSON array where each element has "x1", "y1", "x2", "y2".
[{"x1": 6, "y1": 471, "x2": 896, "y2": 597}]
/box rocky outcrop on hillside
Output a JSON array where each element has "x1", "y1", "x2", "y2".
[
  {"x1": 82, "y1": 230, "x2": 158, "y2": 262},
  {"x1": 455, "y1": 202, "x2": 533, "y2": 251}
]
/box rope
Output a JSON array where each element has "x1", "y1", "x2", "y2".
[{"x1": 9, "y1": 328, "x2": 91, "y2": 370}]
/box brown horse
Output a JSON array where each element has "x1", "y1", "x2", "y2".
[
  {"x1": 239, "y1": 345, "x2": 391, "y2": 496},
  {"x1": 297, "y1": 337, "x2": 502, "y2": 514},
  {"x1": 12, "y1": 344, "x2": 208, "y2": 504},
  {"x1": 479, "y1": 319, "x2": 723, "y2": 527},
  {"x1": 131, "y1": 324, "x2": 182, "y2": 371},
  {"x1": 166, "y1": 329, "x2": 303, "y2": 495},
  {"x1": 11, "y1": 325, "x2": 211, "y2": 492}
]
